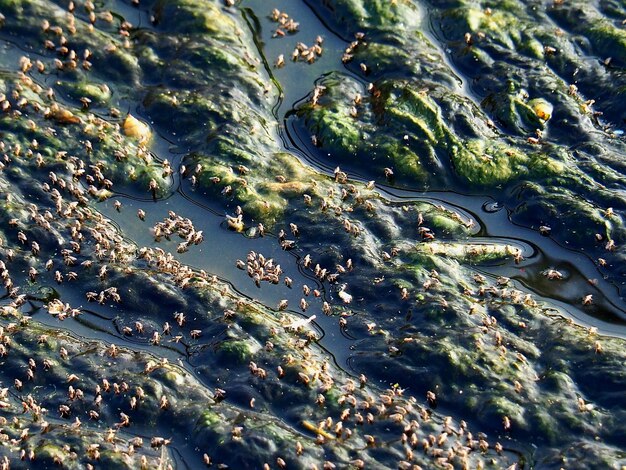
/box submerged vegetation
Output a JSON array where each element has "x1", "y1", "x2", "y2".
[{"x1": 0, "y1": 0, "x2": 623, "y2": 468}]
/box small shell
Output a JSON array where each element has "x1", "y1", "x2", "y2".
[
  {"x1": 528, "y1": 98, "x2": 553, "y2": 121},
  {"x1": 123, "y1": 114, "x2": 151, "y2": 144},
  {"x1": 50, "y1": 106, "x2": 81, "y2": 124}
]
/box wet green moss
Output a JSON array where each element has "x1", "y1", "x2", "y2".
[
  {"x1": 429, "y1": 214, "x2": 466, "y2": 234},
  {"x1": 315, "y1": 0, "x2": 420, "y2": 31},
  {"x1": 36, "y1": 443, "x2": 66, "y2": 464},
  {"x1": 384, "y1": 87, "x2": 447, "y2": 144},
  {"x1": 308, "y1": 104, "x2": 361, "y2": 153},
  {"x1": 351, "y1": 42, "x2": 415, "y2": 76},
  {"x1": 297, "y1": 72, "x2": 568, "y2": 187},
  {"x1": 217, "y1": 339, "x2": 258, "y2": 364},
  {"x1": 415, "y1": 241, "x2": 517, "y2": 262},
  {"x1": 154, "y1": 0, "x2": 239, "y2": 40},
  {"x1": 451, "y1": 6, "x2": 526, "y2": 50},
  {"x1": 481, "y1": 90, "x2": 547, "y2": 133},
  {"x1": 0, "y1": 0, "x2": 624, "y2": 468},
  {"x1": 455, "y1": 139, "x2": 560, "y2": 185},
  {"x1": 198, "y1": 408, "x2": 222, "y2": 428},
  {"x1": 299, "y1": 75, "x2": 435, "y2": 182},
  {"x1": 586, "y1": 19, "x2": 626, "y2": 67},
  {"x1": 57, "y1": 80, "x2": 112, "y2": 105}
]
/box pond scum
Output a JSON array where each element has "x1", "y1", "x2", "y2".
[{"x1": 0, "y1": 0, "x2": 623, "y2": 468}]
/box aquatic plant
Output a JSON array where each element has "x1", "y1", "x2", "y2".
[{"x1": 0, "y1": 0, "x2": 623, "y2": 468}]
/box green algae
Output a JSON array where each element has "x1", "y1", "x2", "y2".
[
  {"x1": 297, "y1": 72, "x2": 567, "y2": 187},
  {"x1": 0, "y1": 0, "x2": 623, "y2": 468},
  {"x1": 582, "y1": 18, "x2": 626, "y2": 67},
  {"x1": 298, "y1": 75, "x2": 435, "y2": 182},
  {"x1": 36, "y1": 443, "x2": 66, "y2": 465},
  {"x1": 315, "y1": 0, "x2": 421, "y2": 32},
  {"x1": 456, "y1": 139, "x2": 561, "y2": 185},
  {"x1": 217, "y1": 339, "x2": 259, "y2": 364},
  {"x1": 415, "y1": 241, "x2": 518, "y2": 263},
  {"x1": 59, "y1": 80, "x2": 112, "y2": 105},
  {"x1": 301, "y1": 0, "x2": 626, "y2": 282}
]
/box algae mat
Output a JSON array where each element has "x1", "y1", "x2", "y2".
[{"x1": 0, "y1": 0, "x2": 623, "y2": 468}]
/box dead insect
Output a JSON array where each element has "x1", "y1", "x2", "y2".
[
  {"x1": 426, "y1": 391, "x2": 437, "y2": 407},
  {"x1": 502, "y1": 416, "x2": 511, "y2": 431}
]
